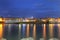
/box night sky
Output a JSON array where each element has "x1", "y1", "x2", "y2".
[
  {"x1": 0, "y1": 0, "x2": 60, "y2": 17},
  {"x1": 0, "y1": 0, "x2": 60, "y2": 40}
]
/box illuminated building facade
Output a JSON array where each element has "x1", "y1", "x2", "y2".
[{"x1": 0, "y1": 17, "x2": 60, "y2": 40}]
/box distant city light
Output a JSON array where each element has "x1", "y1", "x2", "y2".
[
  {"x1": 23, "y1": 24, "x2": 26, "y2": 27},
  {"x1": 49, "y1": 18, "x2": 55, "y2": 22},
  {"x1": 30, "y1": 16, "x2": 34, "y2": 19},
  {"x1": 42, "y1": 19, "x2": 46, "y2": 22},
  {"x1": 0, "y1": 18, "x2": 2, "y2": 21},
  {"x1": 0, "y1": 17, "x2": 60, "y2": 40}
]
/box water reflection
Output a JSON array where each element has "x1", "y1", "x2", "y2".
[
  {"x1": 0, "y1": 24, "x2": 3, "y2": 40},
  {"x1": 1, "y1": 23, "x2": 60, "y2": 40},
  {"x1": 18, "y1": 24, "x2": 21, "y2": 40},
  {"x1": 26, "y1": 24, "x2": 30, "y2": 38},
  {"x1": 42, "y1": 24, "x2": 46, "y2": 40},
  {"x1": 33, "y1": 24, "x2": 36, "y2": 40},
  {"x1": 58, "y1": 24, "x2": 60, "y2": 40},
  {"x1": 49, "y1": 24, "x2": 54, "y2": 38}
]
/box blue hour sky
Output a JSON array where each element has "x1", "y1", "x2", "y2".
[{"x1": 0, "y1": 0, "x2": 60, "y2": 18}]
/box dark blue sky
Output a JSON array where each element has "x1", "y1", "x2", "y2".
[{"x1": 0, "y1": 0, "x2": 60, "y2": 18}]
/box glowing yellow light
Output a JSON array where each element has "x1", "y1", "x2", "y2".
[
  {"x1": 42, "y1": 19, "x2": 46, "y2": 22},
  {"x1": 26, "y1": 19, "x2": 29, "y2": 22},
  {"x1": 0, "y1": 18, "x2": 2, "y2": 21},
  {"x1": 0, "y1": 18, "x2": 3, "y2": 40},
  {"x1": 0, "y1": 24, "x2": 3, "y2": 38},
  {"x1": 49, "y1": 24, "x2": 54, "y2": 38},
  {"x1": 49, "y1": 18, "x2": 54, "y2": 22}
]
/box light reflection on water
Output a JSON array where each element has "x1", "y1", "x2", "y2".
[{"x1": 1, "y1": 24, "x2": 60, "y2": 40}]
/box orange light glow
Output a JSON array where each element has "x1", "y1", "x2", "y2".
[
  {"x1": 26, "y1": 19, "x2": 30, "y2": 37},
  {"x1": 33, "y1": 24, "x2": 36, "y2": 40},
  {"x1": 43, "y1": 24, "x2": 46, "y2": 40},
  {"x1": 0, "y1": 24, "x2": 3, "y2": 39},
  {"x1": 26, "y1": 24, "x2": 30, "y2": 37},
  {"x1": 57, "y1": 18, "x2": 60, "y2": 22},
  {"x1": 0, "y1": 18, "x2": 3, "y2": 40}
]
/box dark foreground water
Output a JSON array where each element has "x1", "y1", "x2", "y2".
[{"x1": 3, "y1": 24, "x2": 59, "y2": 40}]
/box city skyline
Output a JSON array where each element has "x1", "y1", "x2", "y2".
[{"x1": 0, "y1": 0, "x2": 60, "y2": 40}]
